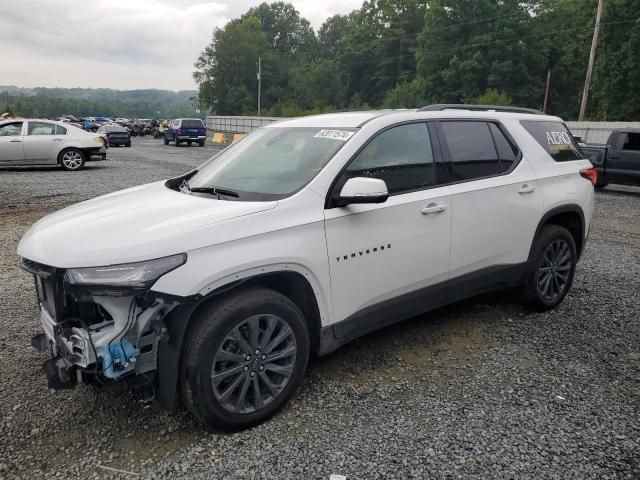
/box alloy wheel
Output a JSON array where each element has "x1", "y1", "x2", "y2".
[
  {"x1": 61, "y1": 151, "x2": 83, "y2": 170},
  {"x1": 211, "y1": 314, "x2": 297, "y2": 414},
  {"x1": 537, "y1": 238, "x2": 573, "y2": 301}
]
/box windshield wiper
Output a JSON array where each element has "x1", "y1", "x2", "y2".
[{"x1": 188, "y1": 186, "x2": 240, "y2": 198}]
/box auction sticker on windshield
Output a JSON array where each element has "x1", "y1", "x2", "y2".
[{"x1": 314, "y1": 129, "x2": 355, "y2": 141}]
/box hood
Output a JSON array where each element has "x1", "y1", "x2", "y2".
[{"x1": 17, "y1": 181, "x2": 277, "y2": 268}]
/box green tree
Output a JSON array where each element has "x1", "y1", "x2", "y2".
[{"x1": 194, "y1": 17, "x2": 270, "y2": 114}]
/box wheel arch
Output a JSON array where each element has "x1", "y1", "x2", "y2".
[
  {"x1": 156, "y1": 269, "x2": 325, "y2": 410},
  {"x1": 530, "y1": 204, "x2": 585, "y2": 260}
]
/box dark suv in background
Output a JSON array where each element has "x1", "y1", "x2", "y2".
[{"x1": 164, "y1": 118, "x2": 206, "y2": 147}]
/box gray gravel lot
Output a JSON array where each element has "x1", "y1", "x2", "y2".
[{"x1": 1, "y1": 137, "x2": 639, "y2": 479}]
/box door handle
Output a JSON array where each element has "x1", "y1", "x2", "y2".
[
  {"x1": 52, "y1": 138, "x2": 63, "y2": 141},
  {"x1": 518, "y1": 184, "x2": 535, "y2": 194},
  {"x1": 421, "y1": 203, "x2": 447, "y2": 214},
  {"x1": 9, "y1": 139, "x2": 21, "y2": 143}
]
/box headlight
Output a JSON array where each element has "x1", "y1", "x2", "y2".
[
  {"x1": 94, "y1": 136, "x2": 105, "y2": 146},
  {"x1": 65, "y1": 253, "x2": 187, "y2": 293}
]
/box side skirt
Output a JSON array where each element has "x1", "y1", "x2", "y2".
[{"x1": 318, "y1": 263, "x2": 526, "y2": 356}]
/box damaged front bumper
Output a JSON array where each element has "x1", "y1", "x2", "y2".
[{"x1": 23, "y1": 257, "x2": 187, "y2": 397}]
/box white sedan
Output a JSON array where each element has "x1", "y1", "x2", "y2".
[{"x1": 0, "y1": 118, "x2": 107, "y2": 171}]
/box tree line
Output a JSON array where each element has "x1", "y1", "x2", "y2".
[
  {"x1": 1, "y1": 87, "x2": 199, "y2": 119},
  {"x1": 194, "y1": 0, "x2": 640, "y2": 120}
]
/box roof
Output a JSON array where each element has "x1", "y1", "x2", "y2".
[
  {"x1": 270, "y1": 108, "x2": 560, "y2": 129},
  {"x1": 268, "y1": 111, "x2": 393, "y2": 128}
]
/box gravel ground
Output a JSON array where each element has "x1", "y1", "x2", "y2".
[{"x1": 0, "y1": 138, "x2": 638, "y2": 479}]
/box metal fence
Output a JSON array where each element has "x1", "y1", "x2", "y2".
[
  {"x1": 206, "y1": 116, "x2": 281, "y2": 133},
  {"x1": 566, "y1": 121, "x2": 640, "y2": 144}
]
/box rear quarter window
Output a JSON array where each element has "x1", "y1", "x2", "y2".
[{"x1": 521, "y1": 121, "x2": 583, "y2": 162}]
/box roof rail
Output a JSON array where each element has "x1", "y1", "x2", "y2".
[{"x1": 418, "y1": 104, "x2": 544, "y2": 115}]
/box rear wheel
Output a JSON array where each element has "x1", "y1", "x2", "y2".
[
  {"x1": 59, "y1": 148, "x2": 85, "y2": 171},
  {"x1": 187, "y1": 141, "x2": 192, "y2": 146},
  {"x1": 125, "y1": 141, "x2": 131, "y2": 147},
  {"x1": 519, "y1": 225, "x2": 577, "y2": 311},
  {"x1": 163, "y1": 137, "x2": 169, "y2": 145},
  {"x1": 175, "y1": 137, "x2": 181, "y2": 147},
  {"x1": 199, "y1": 141, "x2": 205, "y2": 147},
  {"x1": 180, "y1": 287, "x2": 310, "y2": 431}
]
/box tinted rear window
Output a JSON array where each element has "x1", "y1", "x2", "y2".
[
  {"x1": 521, "y1": 121, "x2": 583, "y2": 162},
  {"x1": 440, "y1": 121, "x2": 501, "y2": 180},
  {"x1": 181, "y1": 119, "x2": 204, "y2": 128}
]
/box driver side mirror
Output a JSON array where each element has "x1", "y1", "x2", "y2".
[{"x1": 335, "y1": 177, "x2": 389, "y2": 207}]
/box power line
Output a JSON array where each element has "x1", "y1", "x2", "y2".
[{"x1": 335, "y1": 19, "x2": 639, "y2": 68}]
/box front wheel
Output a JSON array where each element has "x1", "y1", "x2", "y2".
[
  {"x1": 59, "y1": 148, "x2": 86, "y2": 171},
  {"x1": 180, "y1": 287, "x2": 310, "y2": 431},
  {"x1": 519, "y1": 225, "x2": 577, "y2": 311},
  {"x1": 199, "y1": 141, "x2": 205, "y2": 147},
  {"x1": 175, "y1": 138, "x2": 181, "y2": 147}
]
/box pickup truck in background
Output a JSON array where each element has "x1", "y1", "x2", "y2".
[
  {"x1": 580, "y1": 129, "x2": 640, "y2": 188},
  {"x1": 164, "y1": 118, "x2": 207, "y2": 147}
]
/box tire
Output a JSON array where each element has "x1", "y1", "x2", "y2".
[
  {"x1": 175, "y1": 138, "x2": 181, "y2": 147},
  {"x1": 187, "y1": 141, "x2": 192, "y2": 146},
  {"x1": 180, "y1": 286, "x2": 310, "y2": 431},
  {"x1": 59, "y1": 148, "x2": 86, "y2": 171},
  {"x1": 164, "y1": 137, "x2": 169, "y2": 146},
  {"x1": 594, "y1": 182, "x2": 608, "y2": 189},
  {"x1": 125, "y1": 142, "x2": 131, "y2": 147},
  {"x1": 519, "y1": 225, "x2": 577, "y2": 311},
  {"x1": 199, "y1": 141, "x2": 205, "y2": 147}
]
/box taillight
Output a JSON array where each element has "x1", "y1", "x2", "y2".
[{"x1": 580, "y1": 168, "x2": 598, "y2": 186}]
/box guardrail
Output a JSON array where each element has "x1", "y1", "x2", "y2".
[
  {"x1": 567, "y1": 121, "x2": 640, "y2": 144},
  {"x1": 206, "y1": 116, "x2": 282, "y2": 134}
]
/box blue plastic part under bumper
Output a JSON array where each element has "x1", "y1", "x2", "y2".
[{"x1": 100, "y1": 339, "x2": 138, "y2": 379}]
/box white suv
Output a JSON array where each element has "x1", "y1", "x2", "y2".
[{"x1": 18, "y1": 105, "x2": 595, "y2": 430}]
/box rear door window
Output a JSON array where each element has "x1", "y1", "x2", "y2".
[
  {"x1": 439, "y1": 121, "x2": 501, "y2": 180},
  {"x1": 521, "y1": 121, "x2": 583, "y2": 162},
  {"x1": 55, "y1": 125, "x2": 67, "y2": 135},
  {"x1": 489, "y1": 123, "x2": 518, "y2": 171},
  {"x1": 28, "y1": 122, "x2": 56, "y2": 135}
]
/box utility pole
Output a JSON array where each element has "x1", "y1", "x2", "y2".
[
  {"x1": 257, "y1": 57, "x2": 262, "y2": 117},
  {"x1": 543, "y1": 67, "x2": 552, "y2": 113},
  {"x1": 579, "y1": 0, "x2": 604, "y2": 121}
]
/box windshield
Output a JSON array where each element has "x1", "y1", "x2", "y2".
[{"x1": 188, "y1": 127, "x2": 354, "y2": 200}]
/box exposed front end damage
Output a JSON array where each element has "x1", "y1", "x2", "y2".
[{"x1": 23, "y1": 256, "x2": 186, "y2": 400}]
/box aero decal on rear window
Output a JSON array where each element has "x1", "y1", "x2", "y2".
[{"x1": 314, "y1": 129, "x2": 354, "y2": 141}]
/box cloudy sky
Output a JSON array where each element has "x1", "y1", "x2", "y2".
[{"x1": 0, "y1": 0, "x2": 362, "y2": 91}]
